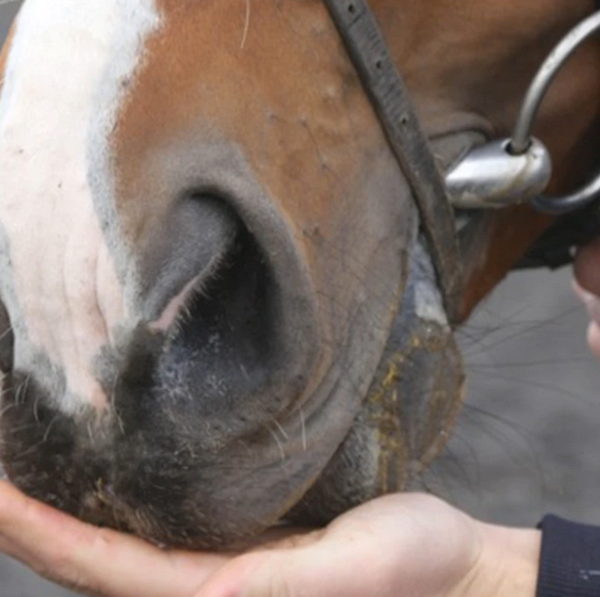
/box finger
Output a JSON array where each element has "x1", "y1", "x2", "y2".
[
  {"x1": 574, "y1": 238, "x2": 600, "y2": 295},
  {"x1": 0, "y1": 482, "x2": 229, "y2": 597},
  {"x1": 572, "y1": 281, "x2": 600, "y2": 359},
  {"x1": 588, "y1": 321, "x2": 600, "y2": 359},
  {"x1": 199, "y1": 539, "x2": 384, "y2": 597}
]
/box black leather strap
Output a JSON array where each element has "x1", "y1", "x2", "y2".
[{"x1": 323, "y1": 0, "x2": 462, "y2": 321}]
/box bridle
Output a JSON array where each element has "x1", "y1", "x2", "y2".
[{"x1": 323, "y1": 0, "x2": 600, "y2": 320}]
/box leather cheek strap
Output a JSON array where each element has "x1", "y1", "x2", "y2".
[{"x1": 323, "y1": 0, "x2": 463, "y2": 323}]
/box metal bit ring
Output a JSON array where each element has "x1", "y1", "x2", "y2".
[{"x1": 510, "y1": 11, "x2": 600, "y2": 214}]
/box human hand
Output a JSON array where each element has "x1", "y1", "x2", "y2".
[{"x1": 0, "y1": 480, "x2": 540, "y2": 597}]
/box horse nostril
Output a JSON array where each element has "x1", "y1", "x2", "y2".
[
  {"x1": 143, "y1": 194, "x2": 242, "y2": 329},
  {"x1": 158, "y1": 219, "x2": 278, "y2": 417},
  {"x1": 122, "y1": 189, "x2": 285, "y2": 426}
]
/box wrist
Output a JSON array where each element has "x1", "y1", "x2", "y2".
[{"x1": 453, "y1": 521, "x2": 541, "y2": 597}]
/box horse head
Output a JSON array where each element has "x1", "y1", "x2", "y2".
[{"x1": 0, "y1": 0, "x2": 598, "y2": 548}]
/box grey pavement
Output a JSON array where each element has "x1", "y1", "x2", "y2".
[
  {"x1": 2, "y1": 3, "x2": 600, "y2": 596},
  {"x1": 426, "y1": 268, "x2": 600, "y2": 526}
]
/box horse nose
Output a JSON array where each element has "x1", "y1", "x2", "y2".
[{"x1": 0, "y1": 187, "x2": 320, "y2": 549}]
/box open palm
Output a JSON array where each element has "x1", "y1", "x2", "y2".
[{"x1": 0, "y1": 481, "x2": 534, "y2": 597}]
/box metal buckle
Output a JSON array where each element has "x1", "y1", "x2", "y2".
[{"x1": 446, "y1": 11, "x2": 600, "y2": 213}]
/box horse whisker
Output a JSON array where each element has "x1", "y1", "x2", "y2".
[
  {"x1": 300, "y1": 407, "x2": 307, "y2": 452},
  {"x1": 265, "y1": 425, "x2": 285, "y2": 463},
  {"x1": 241, "y1": 0, "x2": 251, "y2": 49},
  {"x1": 272, "y1": 418, "x2": 289, "y2": 440}
]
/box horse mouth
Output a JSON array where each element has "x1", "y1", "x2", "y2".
[{"x1": 0, "y1": 179, "x2": 463, "y2": 549}]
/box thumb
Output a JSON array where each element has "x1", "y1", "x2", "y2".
[{"x1": 200, "y1": 542, "x2": 383, "y2": 597}]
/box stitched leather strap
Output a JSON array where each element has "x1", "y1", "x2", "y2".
[{"x1": 323, "y1": 0, "x2": 462, "y2": 320}]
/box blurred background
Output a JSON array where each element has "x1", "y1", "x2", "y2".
[{"x1": 2, "y1": 3, "x2": 600, "y2": 595}]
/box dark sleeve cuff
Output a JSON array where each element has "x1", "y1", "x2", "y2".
[{"x1": 537, "y1": 515, "x2": 600, "y2": 597}]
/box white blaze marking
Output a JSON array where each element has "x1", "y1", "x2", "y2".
[{"x1": 0, "y1": 0, "x2": 160, "y2": 412}]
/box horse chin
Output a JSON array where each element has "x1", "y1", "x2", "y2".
[{"x1": 289, "y1": 236, "x2": 465, "y2": 526}]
